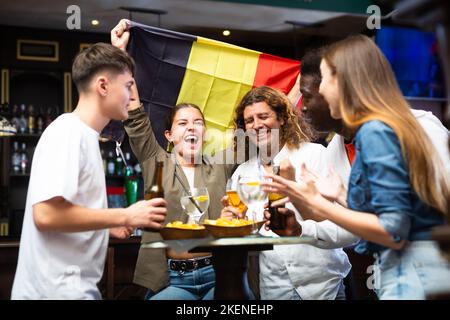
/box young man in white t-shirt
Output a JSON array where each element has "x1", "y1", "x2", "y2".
[{"x1": 11, "y1": 43, "x2": 167, "y2": 300}]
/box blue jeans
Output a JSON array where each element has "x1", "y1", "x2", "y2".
[
  {"x1": 147, "y1": 263, "x2": 215, "y2": 300},
  {"x1": 374, "y1": 241, "x2": 450, "y2": 300}
]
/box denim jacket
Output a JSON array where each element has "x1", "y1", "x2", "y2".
[{"x1": 348, "y1": 120, "x2": 445, "y2": 254}]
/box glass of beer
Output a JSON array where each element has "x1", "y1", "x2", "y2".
[{"x1": 226, "y1": 179, "x2": 247, "y2": 214}]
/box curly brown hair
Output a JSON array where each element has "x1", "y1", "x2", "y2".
[{"x1": 234, "y1": 86, "x2": 310, "y2": 151}]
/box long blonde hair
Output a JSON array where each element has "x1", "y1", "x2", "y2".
[{"x1": 323, "y1": 34, "x2": 450, "y2": 216}]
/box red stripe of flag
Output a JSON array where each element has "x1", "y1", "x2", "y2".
[{"x1": 253, "y1": 53, "x2": 300, "y2": 94}]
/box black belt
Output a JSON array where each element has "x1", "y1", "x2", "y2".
[{"x1": 169, "y1": 256, "x2": 213, "y2": 272}]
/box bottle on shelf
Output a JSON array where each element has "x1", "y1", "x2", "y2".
[
  {"x1": 124, "y1": 164, "x2": 138, "y2": 206},
  {"x1": 134, "y1": 161, "x2": 142, "y2": 175},
  {"x1": 11, "y1": 141, "x2": 21, "y2": 174},
  {"x1": 45, "y1": 107, "x2": 54, "y2": 129},
  {"x1": 106, "y1": 151, "x2": 115, "y2": 176},
  {"x1": 124, "y1": 152, "x2": 137, "y2": 205},
  {"x1": 125, "y1": 152, "x2": 133, "y2": 175},
  {"x1": 20, "y1": 142, "x2": 28, "y2": 174},
  {"x1": 10, "y1": 105, "x2": 20, "y2": 132},
  {"x1": 36, "y1": 107, "x2": 44, "y2": 134},
  {"x1": 115, "y1": 154, "x2": 124, "y2": 176},
  {"x1": 19, "y1": 104, "x2": 28, "y2": 134},
  {"x1": 27, "y1": 104, "x2": 35, "y2": 135}
]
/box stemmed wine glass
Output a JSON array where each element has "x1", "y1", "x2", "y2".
[
  {"x1": 236, "y1": 174, "x2": 268, "y2": 235},
  {"x1": 180, "y1": 187, "x2": 210, "y2": 224}
]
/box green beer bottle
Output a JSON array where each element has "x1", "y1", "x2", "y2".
[{"x1": 124, "y1": 166, "x2": 138, "y2": 206}]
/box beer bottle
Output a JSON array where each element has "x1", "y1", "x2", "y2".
[
  {"x1": 145, "y1": 160, "x2": 164, "y2": 200},
  {"x1": 143, "y1": 160, "x2": 164, "y2": 231},
  {"x1": 11, "y1": 141, "x2": 21, "y2": 174},
  {"x1": 11, "y1": 105, "x2": 20, "y2": 131},
  {"x1": 20, "y1": 142, "x2": 28, "y2": 174},
  {"x1": 36, "y1": 107, "x2": 44, "y2": 134},
  {"x1": 268, "y1": 165, "x2": 287, "y2": 231},
  {"x1": 124, "y1": 166, "x2": 138, "y2": 206}
]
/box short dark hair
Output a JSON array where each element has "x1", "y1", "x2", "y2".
[
  {"x1": 72, "y1": 42, "x2": 135, "y2": 92},
  {"x1": 300, "y1": 47, "x2": 325, "y2": 86}
]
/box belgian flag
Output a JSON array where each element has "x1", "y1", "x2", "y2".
[{"x1": 108, "y1": 21, "x2": 300, "y2": 153}]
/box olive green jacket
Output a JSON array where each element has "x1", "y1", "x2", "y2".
[{"x1": 124, "y1": 106, "x2": 235, "y2": 292}]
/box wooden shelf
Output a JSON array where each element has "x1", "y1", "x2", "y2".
[{"x1": 6, "y1": 133, "x2": 42, "y2": 138}]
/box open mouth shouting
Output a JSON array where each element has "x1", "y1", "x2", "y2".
[{"x1": 183, "y1": 134, "x2": 200, "y2": 149}]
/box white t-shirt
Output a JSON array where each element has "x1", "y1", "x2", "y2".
[
  {"x1": 11, "y1": 113, "x2": 108, "y2": 300},
  {"x1": 325, "y1": 134, "x2": 351, "y2": 187},
  {"x1": 181, "y1": 166, "x2": 195, "y2": 190},
  {"x1": 231, "y1": 143, "x2": 352, "y2": 300}
]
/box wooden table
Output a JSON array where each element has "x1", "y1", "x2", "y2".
[{"x1": 142, "y1": 236, "x2": 316, "y2": 300}]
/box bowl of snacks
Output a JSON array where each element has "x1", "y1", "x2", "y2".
[
  {"x1": 202, "y1": 218, "x2": 265, "y2": 238},
  {"x1": 160, "y1": 221, "x2": 208, "y2": 240}
]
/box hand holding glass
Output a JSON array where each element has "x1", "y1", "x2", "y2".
[{"x1": 226, "y1": 178, "x2": 247, "y2": 215}]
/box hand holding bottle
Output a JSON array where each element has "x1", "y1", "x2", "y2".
[
  {"x1": 124, "y1": 198, "x2": 167, "y2": 231},
  {"x1": 263, "y1": 204, "x2": 301, "y2": 237}
]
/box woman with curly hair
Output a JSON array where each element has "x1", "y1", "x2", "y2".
[{"x1": 222, "y1": 85, "x2": 359, "y2": 300}]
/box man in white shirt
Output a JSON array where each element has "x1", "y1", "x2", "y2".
[
  {"x1": 223, "y1": 86, "x2": 358, "y2": 300},
  {"x1": 11, "y1": 43, "x2": 167, "y2": 300}
]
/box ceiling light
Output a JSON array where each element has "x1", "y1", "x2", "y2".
[
  {"x1": 222, "y1": 30, "x2": 231, "y2": 36},
  {"x1": 91, "y1": 20, "x2": 100, "y2": 26}
]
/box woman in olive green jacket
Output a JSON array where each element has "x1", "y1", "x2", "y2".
[{"x1": 113, "y1": 19, "x2": 234, "y2": 299}]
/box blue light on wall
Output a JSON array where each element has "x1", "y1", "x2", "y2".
[{"x1": 376, "y1": 26, "x2": 444, "y2": 98}]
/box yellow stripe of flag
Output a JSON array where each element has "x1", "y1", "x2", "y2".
[{"x1": 177, "y1": 37, "x2": 261, "y2": 154}]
